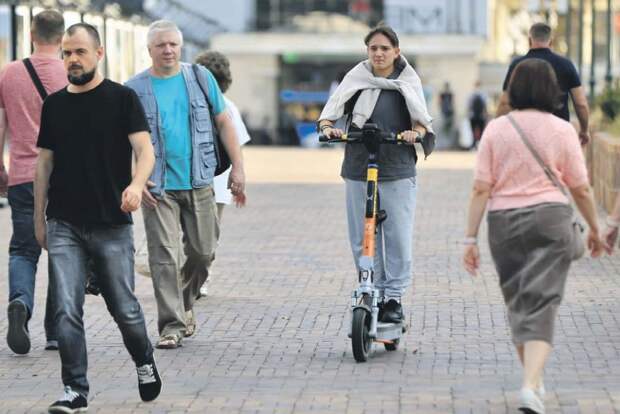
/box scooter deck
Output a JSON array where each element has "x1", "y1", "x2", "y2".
[{"x1": 375, "y1": 321, "x2": 406, "y2": 341}]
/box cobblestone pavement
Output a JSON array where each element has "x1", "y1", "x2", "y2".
[{"x1": 0, "y1": 148, "x2": 619, "y2": 413}]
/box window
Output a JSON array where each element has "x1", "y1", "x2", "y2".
[
  {"x1": 15, "y1": 5, "x2": 31, "y2": 60},
  {"x1": 0, "y1": 5, "x2": 11, "y2": 68}
]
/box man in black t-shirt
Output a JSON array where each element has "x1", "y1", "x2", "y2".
[
  {"x1": 33, "y1": 23, "x2": 161, "y2": 413},
  {"x1": 496, "y1": 22, "x2": 591, "y2": 144}
]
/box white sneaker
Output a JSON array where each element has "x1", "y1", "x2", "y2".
[
  {"x1": 519, "y1": 387, "x2": 545, "y2": 414},
  {"x1": 199, "y1": 285, "x2": 208, "y2": 297}
]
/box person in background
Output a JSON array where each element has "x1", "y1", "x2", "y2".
[
  {"x1": 194, "y1": 50, "x2": 250, "y2": 297},
  {"x1": 463, "y1": 58, "x2": 604, "y2": 414},
  {"x1": 467, "y1": 80, "x2": 488, "y2": 149},
  {"x1": 496, "y1": 22, "x2": 590, "y2": 145},
  {"x1": 439, "y1": 82, "x2": 454, "y2": 133},
  {"x1": 0, "y1": 9, "x2": 66, "y2": 354}
]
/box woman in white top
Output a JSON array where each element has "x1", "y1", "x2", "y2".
[{"x1": 195, "y1": 51, "x2": 250, "y2": 296}]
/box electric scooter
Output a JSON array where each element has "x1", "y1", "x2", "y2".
[{"x1": 319, "y1": 123, "x2": 422, "y2": 362}]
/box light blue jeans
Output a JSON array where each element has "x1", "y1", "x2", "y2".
[{"x1": 345, "y1": 177, "x2": 417, "y2": 298}]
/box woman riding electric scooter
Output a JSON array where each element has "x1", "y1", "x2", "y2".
[{"x1": 318, "y1": 25, "x2": 434, "y2": 326}]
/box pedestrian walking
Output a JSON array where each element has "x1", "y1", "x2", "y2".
[
  {"x1": 194, "y1": 50, "x2": 250, "y2": 298},
  {"x1": 496, "y1": 22, "x2": 591, "y2": 145},
  {"x1": 463, "y1": 58, "x2": 604, "y2": 414},
  {"x1": 126, "y1": 20, "x2": 246, "y2": 349},
  {"x1": 439, "y1": 81, "x2": 454, "y2": 133},
  {"x1": 0, "y1": 9, "x2": 66, "y2": 354},
  {"x1": 33, "y1": 23, "x2": 161, "y2": 413},
  {"x1": 318, "y1": 25, "x2": 434, "y2": 324},
  {"x1": 466, "y1": 80, "x2": 488, "y2": 149}
]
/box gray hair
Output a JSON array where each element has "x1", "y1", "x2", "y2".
[{"x1": 147, "y1": 20, "x2": 183, "y2": 45}]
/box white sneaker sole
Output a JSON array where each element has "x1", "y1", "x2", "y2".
[{"x1": 48, "y1": 406, "x2": 88, "y2": 413}]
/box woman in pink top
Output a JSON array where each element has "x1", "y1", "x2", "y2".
[{"x1": 462, "y1": 59, "x2": 604, "y2": 414}]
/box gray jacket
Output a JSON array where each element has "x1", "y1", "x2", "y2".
[{"x1": 125, "y1": 63, "x2": 218, "y2": 196}]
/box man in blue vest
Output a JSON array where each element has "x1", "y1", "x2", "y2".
[{"x1": 126, "y1": 20, "x2": 245, "y2": 349}]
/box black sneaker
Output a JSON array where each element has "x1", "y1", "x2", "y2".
[
  {"x1": 377, "y1": 301, "x2": 385, "y2": 322},
  {"x1": 137, "y1": 359, "x2": 162, "y2": 402},
  {"x1": 7, "y1": 300, "x2": 30, "y2": 354},
  {"x1": 380, "y1": 299, "x2": 404, "y2": 324},
  {"x1": 48, "y1": 386, "x2": 88, "y2": 413}
]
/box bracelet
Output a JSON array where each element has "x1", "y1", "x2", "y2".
[
  {"x1": 606, "y1": 216, "x2": 620, "y2": 228},
  {"x1": 320, "y1": 125, "x2": 332, "y2": 132},
  {"x1": 463, "y1": 237, "x2": 478, "y2": 245}
]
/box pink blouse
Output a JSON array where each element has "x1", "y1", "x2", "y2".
[{"x1": 475, "y1": 110, "x2": 588, "y2": 211}]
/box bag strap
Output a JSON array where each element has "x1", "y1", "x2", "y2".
[
  {"x1": 191, "y1": 63, "x2": 224, "y2": 167},
  {"x1": 23, "y1": 58, "x2": 48, "y2": 100},
  {"x1": 506, "y1": 113, "x2": 569, "y2": 197},
  {"x1": 191, "y1": 64, "x2": 215, "y2": 114}
]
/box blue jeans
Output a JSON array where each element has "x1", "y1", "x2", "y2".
[
  {"x1": 47, "y1": 219, "x2": 153, "y2": 397},
  {"x1": 7, "y1": 182, "x2": 56, "y2": 340}
]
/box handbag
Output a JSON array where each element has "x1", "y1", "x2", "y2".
[
  {"x1": 191, "y1": 64, "x2": 231, "y2": 176},
  {"x1": 506, "y1": 114, "x2": 586, "y2": 260}
]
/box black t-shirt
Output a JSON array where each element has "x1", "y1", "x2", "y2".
[
  {"x1": 37, "y1": 79, "x2": 149, "y2": 226},
  {"x1": 502, "y1": 48, "x2": 581, "y2": 121}
]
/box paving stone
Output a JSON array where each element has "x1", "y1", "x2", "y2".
[{"x1": 0, "y1": 149, "x2": 618, "y2": 413}]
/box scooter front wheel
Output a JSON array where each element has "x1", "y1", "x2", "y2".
[{"x1": 351, "y1": 308, "x2": 372, "y2": 362}]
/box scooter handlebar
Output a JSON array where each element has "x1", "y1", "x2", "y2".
[{"x1": 319, "y1": 131, "x2": 422, "y2": 144}]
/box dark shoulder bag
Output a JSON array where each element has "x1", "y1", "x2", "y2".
[
  {"x1": 23, "y1": 58, "x2": 48, "y2": 100},
  {"x1": 191, "y1": 64, "x2": 231, "y2": 176},
  {"x1": 506, "y1": 114, "x2": 586, "y2": 260}
]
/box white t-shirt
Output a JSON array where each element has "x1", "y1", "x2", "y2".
[{"x1": 214, "y1": 96, "x2": 251, "y2": 204}]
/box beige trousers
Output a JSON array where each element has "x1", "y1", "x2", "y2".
[{"x1": 143, "y1": 187, "x2": 219, "y2": 337}]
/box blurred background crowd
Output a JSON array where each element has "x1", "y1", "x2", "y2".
[{"x1": 0, "y1": 0, "x2": 617, "y2": 149}]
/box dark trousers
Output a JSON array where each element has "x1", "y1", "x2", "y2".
[
  {"x1": 470, "y1": 117, "x2": 486, "y2": 148},
  {"x1": 47, "y1": 218, "x2": 153, "y2": 397},
  {"x1": 7, "y1": 182, "x2": 56, "y2": 340}
]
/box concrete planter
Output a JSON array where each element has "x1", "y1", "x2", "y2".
[{"x1": 589, "y1": 132, "x2": 620, "y2": 213}]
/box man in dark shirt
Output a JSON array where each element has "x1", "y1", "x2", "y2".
[
  {"x1": 496, "y1": 22, "x2": 591, "y2": 144},
  {"x1": 33, "y1": 23, "x2": 161, "y2": 413}
]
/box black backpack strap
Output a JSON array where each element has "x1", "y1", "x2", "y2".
[{"x1": 23, "y1": 58, "x2": 48, "y2": 100}]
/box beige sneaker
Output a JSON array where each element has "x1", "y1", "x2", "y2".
[{"x1": 185, "y1": 310, "x2": 196, "y2": 337}]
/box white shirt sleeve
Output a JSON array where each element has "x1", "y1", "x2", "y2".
[
  {"x1": 224, "y1": 96, "x2": 251, "y2": 146},
  {"x1": 214, "y1": 97, "x2": 251, "y2": 205}
]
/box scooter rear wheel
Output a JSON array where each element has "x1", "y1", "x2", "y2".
[{"x1": 351, "y1": 308, "x2": 372, "y2": 362}]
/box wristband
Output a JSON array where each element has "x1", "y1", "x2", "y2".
[
  {"x1": 606, "y1": 216, "x2": 620, "y2": 228},
  {"x1": 463, "y1": 237, "x2": 478, "y2": 245}
]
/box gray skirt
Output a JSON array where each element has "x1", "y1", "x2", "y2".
[{"x1": 487, "y1": 202, "x2": 573, "y2": 345}]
